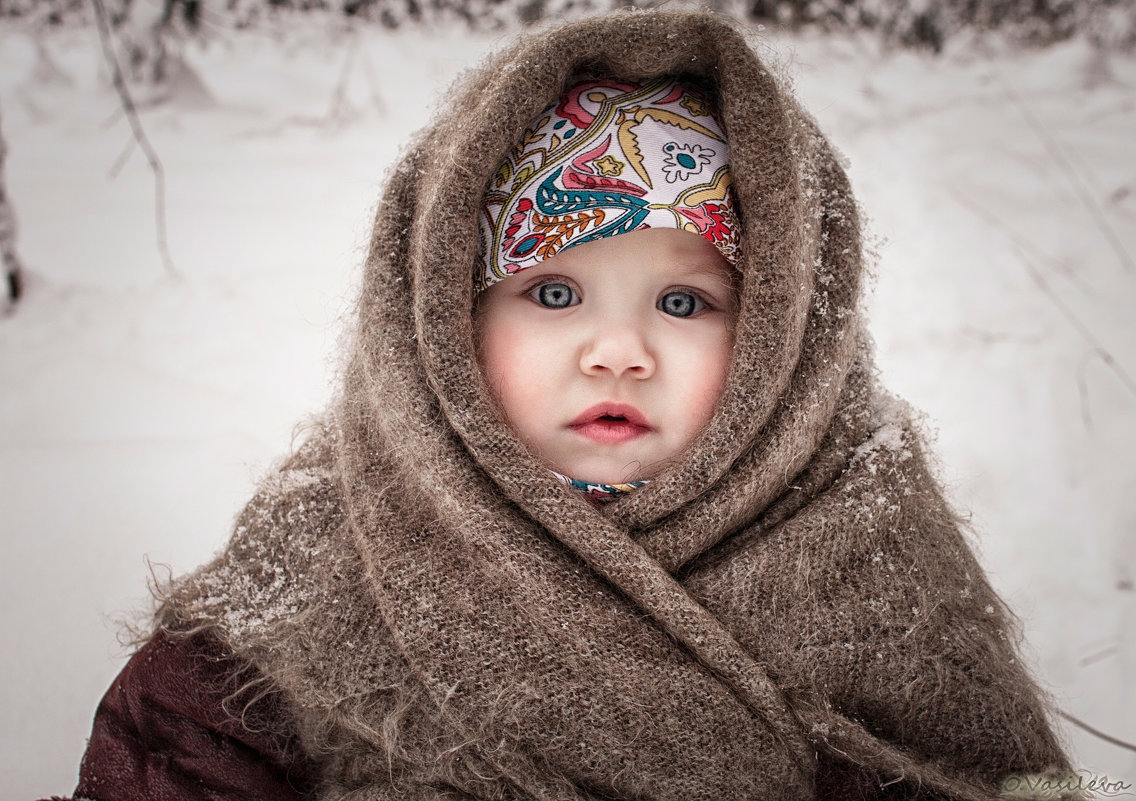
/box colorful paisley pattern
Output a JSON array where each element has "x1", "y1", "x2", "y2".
[
  {"x1": 477, "y1": 79, "x2": 740, "y2": 290},
  {"x1": 552, "y1": 471, "x2": 649, "y2": 504}
]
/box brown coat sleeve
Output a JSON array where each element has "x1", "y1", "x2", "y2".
[{"x1": 67, "y1": 630, "x2": 315, "y2": 801}]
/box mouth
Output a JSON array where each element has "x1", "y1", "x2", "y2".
[{"x1": 568, "y1": 403, "x2": 652, "y2": 445}]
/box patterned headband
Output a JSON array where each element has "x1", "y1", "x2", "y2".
[{"x1": 476, "y1": 78, "x2": 741, "y2": 291}]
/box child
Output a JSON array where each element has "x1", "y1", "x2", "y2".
[{"x1": 59, "y1": 10, "x2": 1070, "y2": 801}]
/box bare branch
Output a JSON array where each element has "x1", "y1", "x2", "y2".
[
  {"x1": 1015, "y1": 244, "x2": 1136, "y2": 400},
  {"x1": 1075, "y1": 352, "x2": 1094, "y2": 432},
  {"x1": 950, "y1": 189, "x2": 1136, "y2": 405},
  {"x1": 90, "y1": 0, "x2": 180, "y2": 280},
  {"x1": 1003, "y1": 84, "x2": 1134, "y2": 274},
  {"x1": 0, "y1": 106, "x2": 25, "y2": 305},
  {"x1": 1059, "y1": 710, "x2": 1136, "y2": 755},
  {"x1": 107, "y1": 136, "x2": 137, "y2": 181},
  {"x1": 3, "y1": 246, "x2": 22, "y2": 305}
]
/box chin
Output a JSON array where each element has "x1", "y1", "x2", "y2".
[{"x1": 566, "y1": 458, "x2": 650, "y2": 485}]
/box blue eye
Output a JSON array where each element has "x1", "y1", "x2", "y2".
[
  {"x1": 532, "y1": 282, "x2": 579, "y2": 309},
  {"x1": 658, "y1": 291, "x2": 704, "y2": 318}
]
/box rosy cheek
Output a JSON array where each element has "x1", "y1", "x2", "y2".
[
  {"x1": 479, "y1": 320, "x2": 554, "y2": 420},
  {"x1": 687, "y1": 381, "x2": 722, "y2": 431},
  {"x1": 682, "y1": 339, "x2": 732, "y2": 434},
  {"x1": 482, "y1": 345, "x2": 520, "y2": 406}
]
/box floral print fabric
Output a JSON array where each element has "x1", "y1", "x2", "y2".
[{"x1": 477, "y1": 78, "x2": 741, "y2": 290}]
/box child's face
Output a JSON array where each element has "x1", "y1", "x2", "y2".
[{"x1": 476, "y1": 228, "x2": 737, "y2": 484}]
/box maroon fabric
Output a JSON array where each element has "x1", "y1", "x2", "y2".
[{"x1": 66, "y1": 631, "x2": 315, "y2": 801}]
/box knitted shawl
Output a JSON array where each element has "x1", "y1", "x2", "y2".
[{"x1": 159, "y1": 11, "x2": 1069, "y2": 801}]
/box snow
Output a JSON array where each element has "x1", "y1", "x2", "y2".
[{"x1": 1, "y1": 16, "x2": 1134, "y2": 797}]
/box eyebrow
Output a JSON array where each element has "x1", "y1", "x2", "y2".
[
  {"x1": 676, "y1": 261, "x2": 730, "y2": 275},
  {"x1": 672, "y1": 260, "x2": 737, "y2": 285}
]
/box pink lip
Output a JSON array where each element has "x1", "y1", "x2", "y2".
[{"x1": 569, "y1": 403, "x2": 652, "y2": 445}]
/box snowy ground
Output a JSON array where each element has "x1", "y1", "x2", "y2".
[{"x1": 1, "y1": 13, "x2": 1133, "y2": 799}]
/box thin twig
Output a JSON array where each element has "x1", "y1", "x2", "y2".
[
  {"x1": 327, "y1": 34, "x2": 359, "y2": 126},
  {"x1": 950, "y1": 189, "x2": 1136, "y2": 404},
  {"x1": 1002, "y1": 83, "x2": 1134, "y2": 274},
  {"x1": 1015, "y1": 245, "x2": 1136, "y2": 400},
  {"x1": 355, "y1": 32, "x2": 388, "y2": 116},
  {"x1": 1059, "y1": 710, "x2": 1136, "y2": 754},
  {"x1": 99, "y1": 105, "x2": 124, "y2": 131},
  {"x1": 90, "y1": 0, "x2": 179, "y2": 280},
  {"x1": 1, "y1": 115, "x2": 24, "y2": 305},
  {"x1": 1075, "y1": 352, "x2": 1094, "y2": 432},
  {"x1": 3, "y1": 250, "x2": 23, "y2": 305},
  {"x1": 235, "y1": 29, "x2": 381, "y2": 139},
  {"x1": 1077, "y1": 644, "x2": 1116, "y2": 668},
  {"x1": 948, "y1": 186, "x2": 1090, "y2": 296},
  {"x1": 107, "y1": 136, "x2": 136, "y2": 180}
]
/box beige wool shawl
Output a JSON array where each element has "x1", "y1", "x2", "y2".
[{"x1": 160, "y1": 11, "x2": 1069, "y2": 801}]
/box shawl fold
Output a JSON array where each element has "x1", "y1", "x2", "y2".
[{"x1": 160, "y1": 11, "x2": 1069, "y2": 801}]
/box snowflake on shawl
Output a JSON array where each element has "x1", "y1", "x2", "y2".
[{"x1": 477, "y1": 78, "x2": 741, "y2": 291}]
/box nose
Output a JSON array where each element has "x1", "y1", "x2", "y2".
[{"x1": 579, "y1": 320, "x2": 656, "y2": 380}]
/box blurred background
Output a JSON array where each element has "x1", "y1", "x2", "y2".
[{"x1": 1, "y1": 0, "x2": 1134, "y2": 796}]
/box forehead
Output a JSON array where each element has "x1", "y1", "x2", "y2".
[{"x1": 528, "y1": 228, "x2": 735, "y2": 280}]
